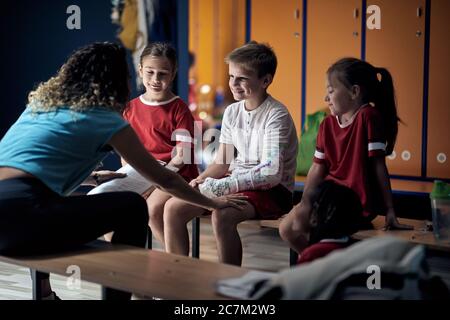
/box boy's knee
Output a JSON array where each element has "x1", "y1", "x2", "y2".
[
  {"x1": 211, "y1": 210, "x2": 222, "y2": 228},
  {"x1": 211, "y1": 208, "x2": 236, "y2": 231},
  {"x1": 162, "y1": 199, "x2": 186, "y2": 223}
]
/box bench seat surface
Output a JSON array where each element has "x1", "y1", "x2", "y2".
[
  {"x1": 0, "y1": 241, "x2": 248, "y2": 300},
  {"x1": 294, "y1": 176, "x2": 433, "y2": 196},
  {"x1": 261, "y1": 215, "x2": 450, "y2": 253}
]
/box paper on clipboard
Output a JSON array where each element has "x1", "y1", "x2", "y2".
[{"x1": 87, "y1": 161, "x2": 179, "y2": 195}]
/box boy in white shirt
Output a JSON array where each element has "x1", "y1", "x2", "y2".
[{"x1": 163, "y1": 41, "x2": 298, "y2": 265}]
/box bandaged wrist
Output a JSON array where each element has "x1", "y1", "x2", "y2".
[{"x1": 198, "y1": 176, "x2": 239, "y2": 198}]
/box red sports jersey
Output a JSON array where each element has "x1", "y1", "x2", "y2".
[
  {"x1": 313, "y1": 104, "x2": 386, "y2": 217},
  {"x1": 124, "y1": 96, "x2": 198, "y2": 180},
  {"x1": 297, "y1": 241, "x2": 347, "y2": 265}
]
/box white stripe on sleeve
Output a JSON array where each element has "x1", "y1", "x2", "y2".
[
  {"x1": 314, "y1": 150, "x2": 325, "y2": 159},
  {"x1": 175, "y1": 134, "x2": 193, "y2": 143},
  {"x1": 368, "y1": 142, "x2": 386, "y2": 151}
]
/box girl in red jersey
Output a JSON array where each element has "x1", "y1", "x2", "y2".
[
  {"x1": 122, "y1": 42, "x2": 199, "y2": 246},
  {"x1": 280, "y1": 57, "x2": 412, "y2": 255}
]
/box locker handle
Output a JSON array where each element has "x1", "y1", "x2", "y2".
[
  {"x1": 353, "y1": 8, "x2": 359, "y2": 19},
  {"x1": 417, "y1": 7, "x2": 422, "y2": 17},
  {"x1": 294, "y1": 9, "x2": 300, "y2": 19}
]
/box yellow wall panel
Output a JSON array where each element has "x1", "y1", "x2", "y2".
[
  {"x1": 189, "y1": 0, "x2": 246, "y2": 101},
  {"x1": 366, "y1": 0, "x2": 425, "y2": 177},
  {"x1": 252, "y1": 0, "x2": 303, "y2": 135},
  {"x1": 427, "y1": 0, "x2": 450, "y2": 179},
  {"x1": 306, "y1": 0, "x2": 361, "y2": 115}
]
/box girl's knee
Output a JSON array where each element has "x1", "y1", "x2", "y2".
[{"x1": 147, "y1": 198, "x2": 166, "y2": 220}]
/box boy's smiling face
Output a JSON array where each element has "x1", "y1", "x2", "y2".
[{"x1": 228, "y1": 62, "x2": 271, "y2": 106}]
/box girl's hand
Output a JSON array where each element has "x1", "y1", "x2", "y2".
[
  {"x1": 92, "y1": 170, "x2": 127, "y2": 185},
  {"x1": 383, "y1": 210, "x2": 414, "y2": 230},
  {"x1": 189, "y1": 177, "x2": 205, "y2": 188},
  {"x1": 211, "y1": 194, "x2": 249, "y2": 211}
]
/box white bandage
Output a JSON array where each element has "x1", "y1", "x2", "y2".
[{"x1": 198, "y1": 176, "x2": 239, "y2": 198}]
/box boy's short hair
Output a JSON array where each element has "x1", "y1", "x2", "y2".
[
  {"x1": 308, "y1": 180, "x2": 364, "y2": 245},
  {"x1": 225, "y1": 41, "x2": 277, "y2": 78}
]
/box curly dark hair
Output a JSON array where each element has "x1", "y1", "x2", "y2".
[
  {"x1": 308, "y1": 180, "x2": 364, "y2": 245},
  {"x1": 28, "y1": 42, "x2": 130, "y2": 113}
]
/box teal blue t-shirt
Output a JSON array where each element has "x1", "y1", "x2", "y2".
[{"x1": 0, "y1": 106, "x2": 129, "y2": 195}]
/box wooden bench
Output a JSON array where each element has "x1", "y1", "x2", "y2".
[
  {"x1": 259, "y1": 217, "x2": 299, "y2": 265},
  {"x1": 260, "y1": 215, "x2": 450, "y2": 266},
  {"x1": 0, "y1": 240, "x2": 248, "y2": 300},
  {"x1": 190, "y1": 178, "x2": 434, "y2": 261},
  {"x1": 294, "y1": 176, "x2": 434, "y2": 196},
  {"x1": 352, "y1": 215, "x2": 450, "y2": 253}
]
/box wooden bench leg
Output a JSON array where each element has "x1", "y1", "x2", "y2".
[
  {"x1": 191, "y1": 217, "x2": 200, "y2": 259},
  {"x1": 101, "y1": 287, "x2": 132, "y2": 300},
  {"x1": 146, "y1": 226, "x2": 152, "y2": 250},
  {"x1": 31, "y1": 269, "x2": 46, "y2": 300},
  {"x1": 101, "y1": 286, "x2": 107, "y2": 300},
  {"x1": 289, "y1": 249, "x2": 298, "y2": 266}
]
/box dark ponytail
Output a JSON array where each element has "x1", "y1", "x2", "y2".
[
  {"x1": 327, "y1": 58, "x2": 399, "y2": 155},
  {"x1": 374, "y1": 67, "x2": 399, "y2": 155}
]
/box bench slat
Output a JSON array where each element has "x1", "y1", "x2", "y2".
[
  {"x1": 352, "y1": 216, "x2": 450, "y2": 253},
  {"x1": 0, "y1": 241, "x2": 247, "y2": 300},
  {"x1": 260, "y1": 215, "x2": 450, "y2": 253},
  {"x1": 294, "y1": 176, "x2": 434, "y2": 196}
]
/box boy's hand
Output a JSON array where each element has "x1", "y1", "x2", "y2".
[
  {"x1": 383, "y1": 210, "x2": 414, "y2": 230},
  {"x1": 189, "y1": 177, "x2": 205, "y2": 188}
]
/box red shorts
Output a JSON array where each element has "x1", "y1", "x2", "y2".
[
  {"x1": 241, "y1": 184, "x2": 293, "y2": 219},
  {"x1": 297, "y1": 242, "x2": 348, "y2": 265}
]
